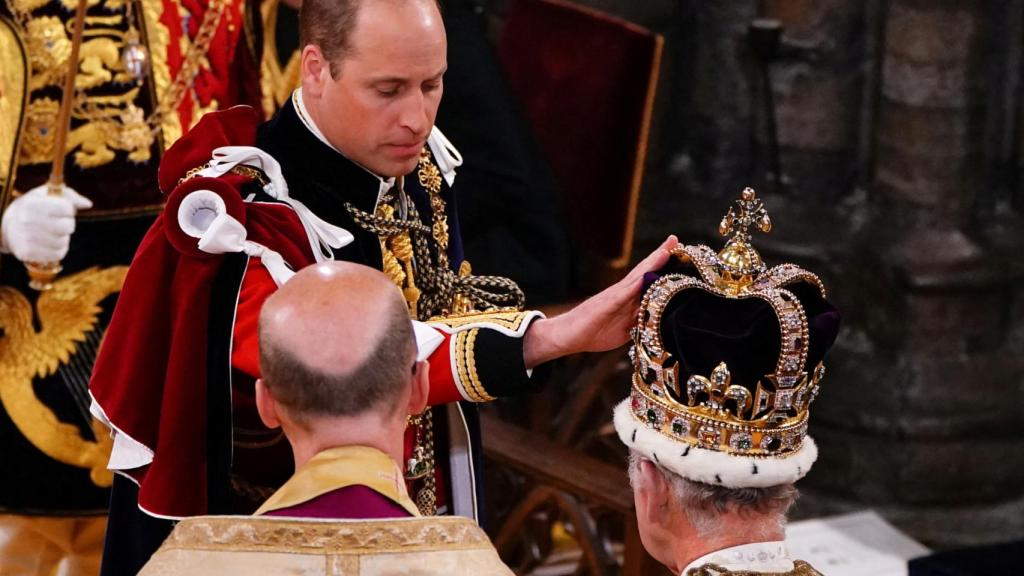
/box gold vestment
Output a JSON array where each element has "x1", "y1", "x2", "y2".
[{"x1": 140, "y1": 515, "x2": 514, "y2": 575}]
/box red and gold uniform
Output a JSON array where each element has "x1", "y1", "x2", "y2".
[
  {"x1": 0, "y1": 1, "x2": 288, "y2": 573},
  {"x1": 90, "y1": 97, "x2": 546, "y2": 570}
]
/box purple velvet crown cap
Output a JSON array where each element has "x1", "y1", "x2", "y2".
[{"x1": 653, "y1": 276, "x2": 841, "y2": 395}]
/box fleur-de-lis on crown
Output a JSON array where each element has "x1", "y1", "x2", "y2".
[{"x1": 686, "y1": 362, "x2": 753, "y2": 419}]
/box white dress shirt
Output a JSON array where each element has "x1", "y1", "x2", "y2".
[{"x1": 683, "y1": 541, "x2": 794, "y2": 575}]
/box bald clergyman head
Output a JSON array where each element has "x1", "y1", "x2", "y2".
[{"x1": 254, "y1": 261, "x2": 429, "y2": 469}]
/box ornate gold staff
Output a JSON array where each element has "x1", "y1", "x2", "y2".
[{"x1": 25, "y1": 0, "x2": 89, "y2": 291}]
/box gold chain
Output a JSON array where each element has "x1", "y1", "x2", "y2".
[
  {"x1": 412, "y1": 409, "x2": 437, "y2": 516},
  {"x1": 177, "y1": 162, "x2": 269, "y2": 187},
  {"x1": 408, "y1": 149, "x2": 449, "y2": 515},
  {"x1": 355, "y1": 151, "x2": 524, "y2": 514},
  {"x1": 417, "y1": 148, "x2": 449, "y2": 269},
  {"x1": 366, "y1": 186, "x2": 437, "y2": 513}
]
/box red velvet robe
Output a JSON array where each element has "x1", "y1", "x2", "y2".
[{"x1": 91, "y1": 104, "x2": 541, "y2": 520}]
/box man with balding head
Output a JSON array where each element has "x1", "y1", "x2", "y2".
[
  {"x1": 137, "y1": 262, "x2": 514, "y2": 575},
  {"x1": 252, "y1": 261, "x2": 426, "y2": 518}
]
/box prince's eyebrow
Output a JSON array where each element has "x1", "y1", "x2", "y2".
[{"x1": 367, "y1": 66, "x2": 447, "y2": 86}]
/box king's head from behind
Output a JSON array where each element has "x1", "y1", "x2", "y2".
[{"x1": 616, "y1": 188, "x2": 841, "y2": 576}]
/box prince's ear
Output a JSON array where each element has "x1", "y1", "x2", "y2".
[
  {"x1": 407, "y1": 359, "x2": 430, "y2": 418},
  {"x1": 300, "y1": 44, "x2": 331, "y2": 96}
]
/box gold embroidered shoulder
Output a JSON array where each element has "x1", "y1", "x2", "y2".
[
  {"x1": 139, "y1": 515, "x2": 514, "y2": 575},
  {"x1": 686, "y1": 560, "x2": 823, "y2": 576}
]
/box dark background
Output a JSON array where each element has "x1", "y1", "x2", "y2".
[{"x1": 465, "y1": 0, "x2": 1024, "y2": 551}]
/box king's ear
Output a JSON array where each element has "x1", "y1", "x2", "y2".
[
  {"x1": 255, "y1": 379, "x2": 282, "y2": 430},
  {"x1": 635, "y1": 459, "x2": 673, "y2": 527}
]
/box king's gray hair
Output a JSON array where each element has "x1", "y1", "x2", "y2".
[{"x1": 627, "y1": 451, "x2": 797, "y2": 539}]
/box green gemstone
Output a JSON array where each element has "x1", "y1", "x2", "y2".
[{"x1": 645, "y1": 408, "x2": 658, "y2": 424}]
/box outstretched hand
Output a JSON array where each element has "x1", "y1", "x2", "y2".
[{"x1": 523, "y1": 235, "x2": 678, "y2": 369}]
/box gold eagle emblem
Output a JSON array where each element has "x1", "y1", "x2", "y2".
[{"x1": 0, "y1": 265, "x2": 128, "y2": 487}]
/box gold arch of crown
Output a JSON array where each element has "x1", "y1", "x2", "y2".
[{"x1": 628, "y1": 188, "x2": 828, "y2": 458}]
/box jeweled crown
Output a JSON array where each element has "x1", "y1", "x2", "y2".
[{"x1": 628, "y1": 188, "x2": 831, "y2": 458}]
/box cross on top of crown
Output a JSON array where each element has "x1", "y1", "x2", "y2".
[{"x1": 719, "y1": 187, "x2": 772, "y2": 242}]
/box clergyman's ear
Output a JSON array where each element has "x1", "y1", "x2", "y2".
[{"x1": 255, "y1": 379, "x2": 282, "y2": 430}]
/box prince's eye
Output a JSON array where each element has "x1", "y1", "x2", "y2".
[{"x1": 374, "y1": 82, "x2": 401, "y2": 97}]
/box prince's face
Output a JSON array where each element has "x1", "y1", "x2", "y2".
[{"x1": 304, "y1": 0, "x2": 447, "y2": 178}]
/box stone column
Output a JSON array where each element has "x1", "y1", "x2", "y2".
[
  {"x1": 623, "y1": 0, "x2": 758, "y2": 208},
  {"x1": 802, "y1": 0, "x2": 1024, "y2": 547},
  {"x1": 762, "y1": 0, "x2": 867, "y2": 202}
]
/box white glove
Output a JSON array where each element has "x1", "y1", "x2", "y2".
[{"x1": 1, "y1": 184, "x2": 93, "y2": 263}]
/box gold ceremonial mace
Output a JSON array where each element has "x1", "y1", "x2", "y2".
[{"x1": 26, "y1": 0, "x2": 89, "y2": 291}]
